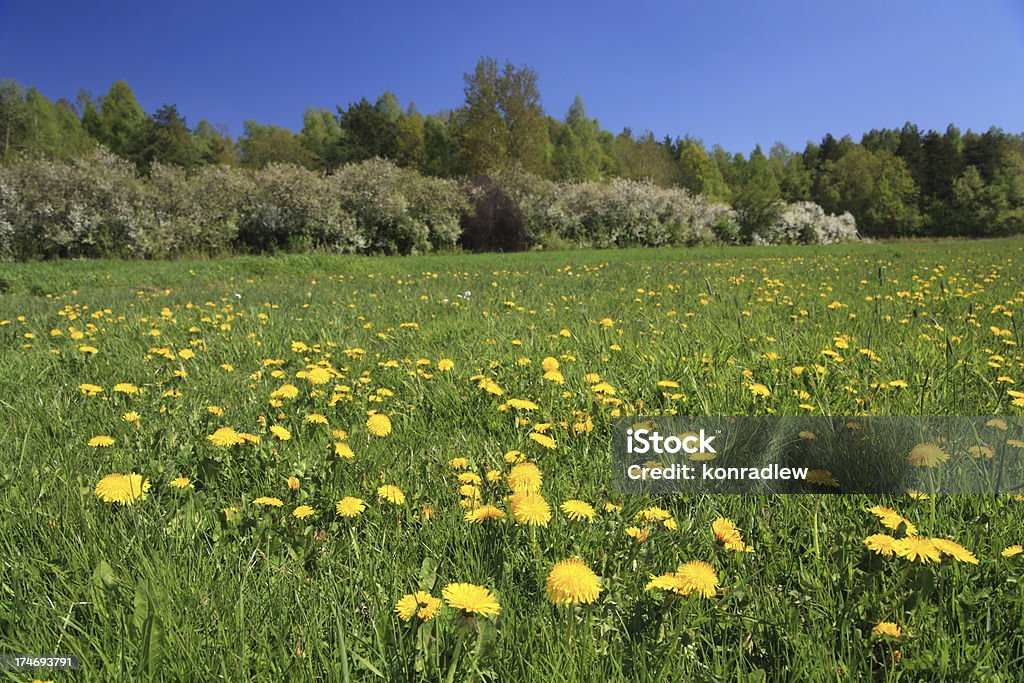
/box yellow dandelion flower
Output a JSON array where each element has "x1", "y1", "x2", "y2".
[
  {"x1": 864, "y1": 533, "x2": 898, "y2": 556},
  {"x1": 94, "y1": 473, "x2": 150, "y2": 505},
  {"x1": 507, "y1": 462, "x2": 543, "y2": 493},
  {"x1": 253, "y1": 496, "x2": 284, "y2": 507},
  {"x1": 907, "y1": 443, "x2": 948, "y2": 467},
  {"x1": 892, "y1": 537, "x2": 941, "y2": 564},
  {"x1": 335, "y1": 496, "x2": 366, "y2": 517},
  {"x1": 270, "y1": 425, "x2": 291, "y2": 441},
  {"x1": 395, "y1": 591, "x2": 442, "y2": 621},
  {"x1": 79, "y1": 383, "x2": 104, "y2": 396},
  {"x1": 646, "y1": 561, "x2": 719, "y2": 598},
  {"x1": 541, "y1": 357, "x2": 560, "y2": 372},
  {"x1": 304, "y1": 413, "x2": 328, "y2": 425},
  {"x1": 510, "y1": 492, "x2": 551, "y2": 526},
  {"x1": 113, "y1": 382, "x2": 140, "y2": 395},
  {"x1": 805, "y1": 469, "x2": 840, "y2": 487},
  {"x1": 292, "y1": 505, "x2": 315, "y2": 520},
  {"x1": 367, "y1": 413, "x2": 392, "y2": 437},
  {"x1": 546, "y1": 558, "x2": 602, "y2": 605},
  {"x1": 270, "y1": 383, "x2": 299, "y2": 400},
  {"x1": 931, "y1": 538, "x2": 978, "y2": 564},
  {"x1": 207, "y1": 427, "x2": 243, "y2": 447},
  {"x1": 170, "y1": 477, "x2": 192, "y2": 489},
  {"x1": 458, "y1": 472, "x2": 482, "y2": 485},
  {"x1": 748, "y1": 383, "x2": 771, "y2": 397},
  {"x1": 88, "y1": 435, "x2": 115, "y2": 448},
  {"x1": 873, "y1": 621, "x2": 901, "y2": 639},
  {"x1": 334, "y1": 442, "x2": 354, "y2": 459},
  {"x1": 529, "y1": 432, "x2": 556, "y2": 449},
  {"x1": 604, "y1": 502, "x2": 622, "y2": 513},
  {"x1": 442, "y1": 583, "x2": 500, "y2": 618},
  {"x1": 1001, "y1": 545, "x2": 1022, "y2": 557},
  {"x1": 377, "y1": 484, "x2": 405, "y2": 505},
  {"x1": 449, "y1": 457, "x2": 469, "y2": 469},
  {"x1": 465, "y1": 505, "x2": 506, "y2": 523},
  {"x1": 486, "y1": 469, "x2": 502, "y2": 482},
  {"x1": 288, "y1": 476, "x2": 300, "y2": 492},
  {"x1": 437, "y1": 359, "x2": 454, "y2": 371},
  {"x1": 625, "y1": 526, "x2": 650, "y2": 543},
  {"x1": 560, "y1": 500, "x2": 596, "y2": 522}
]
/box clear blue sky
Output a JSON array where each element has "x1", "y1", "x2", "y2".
[{"x1": 2, "y1": 0, "x2": 1023, "y2": 153}]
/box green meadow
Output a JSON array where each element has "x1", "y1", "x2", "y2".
[{"x1": 2, "y1": 239, "x2": 1023, "y2": 681}]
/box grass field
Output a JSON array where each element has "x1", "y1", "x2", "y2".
[{"x1": 2, "y1": 239, "x2": 1024, "y2": 681}]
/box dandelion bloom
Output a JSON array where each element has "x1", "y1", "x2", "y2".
[
  {"x1": 113, "y1": 382, "x2": 140, "y2": 395},
  {"x1": 170, "y1": 477, "x2": 192, "y2": 489},
  {"x1": 334, "y1": 442, "x2": 354, "y2": 459},
  {"x1": 748, "y1": 383, "x2": 771, "y2": 397},
  {"x1": 967, "y1": 444, "x2": 995, "y2": 460},
  {"x1": 288, "y1": 476, "x2": 300, "y2": 492},
  {"x1": 645, "y1": 561, "x2": 719, "y2": 598},
  {"x1": 561, "y1": 500, "x2": 596, "y2": 522},
  {"x1": 207, "y1": 427, "x2": 243, "y2": 447},
  {"x1": 541, "y1": 357, "x2": 560, "y2": 372},
  {"x1": 335, "y1": 496, "x2": 366, "y2": 517},
  {"x1": 507, "y1": 462, "x2": 542, "y2": 493},
  {"x1": 95, "y1": 473, "x2": 151, "y2": 505},
  {"x1": 449, "y1": 457, "x2": 469, "y2": 469},
  {"x1": 486, "y1": 470, "x2": 502, "y2": 482},
  {"x1": 604, "y1": 502, "x2": 623, "y2": 513},
  {"x1": 79, "y1": 383, "x2": 103, "y2": 396},
  {"x1": 511, "y1": 493, "x2": 551, "y2": 526},
  {"x1": 253, "y1": 496, "x2": 284, "y2": 507},
  {"x1": 270, "y1": 384, "x2": 299, "y2": 400},
  {"x1": 366, "y1": 413, "x2": 392, "y2": 437},
  {"x1": 906, "y1": 443, "x2": 948, "y2": 468},
  {"x1": 546, "y1": 559, "x2": 602, "y2": 605},
  {"x1": 270, "y1": 425, "x2": 291, "y2": 441},
  {"x1": 529, "y1": 432, "x2": 556, "y2": 449},
  {"x1": 892, "y1": 537, "x2": 941, "y2": 564},
  {"x1": 931, "y1": 538, "x2": 978, "y2": 564},
  {"x1": 88, "y1": 435, "x2": 115, "y2": 448},
  {"x1": 395, "y1": 591, "x2": 442, "y2": 622},
  {"x1": 465, "y1": 505, "x2": 506, "y2": 523},
  {"x1": 1001, "y1": 545, "x2": 1022, "y2": 557},
  {"x1": 305, "y1": 367, "x2": 332, "y2": 385},
  {"x1": 805, "y1": 469, "x2": 840, "y2": 487},
  {"x1": 442, "y1": 583, "x2": 500, "y2": 618},
  {"x1": 304, "y1": 413, "x2": 328, "y2": 425},
  {"x1": 377, "y1": 484, "x2": 405, "y2": 505},
  {"x1": 712, "y1": 517, "x2": 751, "y2": 552},
  {"x1": 437, "y1": 359, "x2": 454, "y2": 371},
  {"x1": 636, "y1": 507, "x2": 671, "y2": 523},
  {"x1": 458, "y1": 472, "x2": 482, "y2": 485},
  {"x1": 873, "y1": 622, "x2": 901, "y2": 639},
  {"x1": 292, "y1": 505, "x2": 315, "y2": 520},
  {"x1": 864, "y1": 534, "x2": 898, "y2": 556},
  {"x1": 625, "y1": 526, "x2": 650, "y2": 543},
  {"x1": 122, "y1": 411, "x2": 141, "y2": 425}
]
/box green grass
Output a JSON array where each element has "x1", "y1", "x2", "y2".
[{"x1": 1, "y1": 239, "x2": 1023, "y2": 681}]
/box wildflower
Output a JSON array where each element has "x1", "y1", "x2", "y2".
[
  {"x1": 288, "y1": 476, "x2": 300, "y2": 492},
  {"x1": 873, "y1": 622, "x2": 901, "y2": 639},
  {"x1": 805, "y1": 469, "x2": 840, "y2": 487},
  {"x1": 546, "y1": 559, "x2": 602, "y2": 605},
  {"x1": 625, "y1": 526, "x2": 650, "y2": 543},
  {"x1": 207, "y1": 427, "x2": 243, "y2": 447},
  {"x1": 367, "y1": 413, "x2": 392, "y2": 437},
  {"x1": 437, "y1": 359, "x2": 454, "y2": 371},
  {"x1": 645, "y1": 561, "x2": 719, "y2": 598},
  {"x1": 507, "y1": 462, "x2": 542, "y2": 493},
  {"x1": 931, "y1": 538, "x2": 978, "y2": 564},
  {"x1": 335, "y1": 497, "x2": 366, "y2": 517},
  {"x1": 906, "y1": 443, "x2": 948, "y2": 467},
  {"x1": 529, "y1": 432, "x2": 556, "y2": 449},
  {"x1": 511, "y1": 493, "x2": 551, "y2": 526},
  {"x1": 377, "y1": 484, "x2": 405, "y2": 505},
  {"x1": 1001, "y1": 545, "x2": 1022, "y2": 557},
  {"x1": 864, "y1": 534, "x2": 898, "y2": 556},
  {"x1": 270, "y1": 425, "x2": 291, "y2": 441},
  {"x1": 95, "y1": 473, "x2": 150, "y2": 505},
  {"x1": 442, "y1": 583, "x2": 500, "y2": 618},
  {"x1": 892, "y1": 537, "x2": 941, "y2": 564},
  {"x1": 449, "y1": 457, "x2": 469, "y2": 469},
  {"x1": 395, "y1": 591, "x2": 442, "y2": 621},
  {"x1": 270, "y1": 384, "x2": 299, "y2": 400},
  {"x1": 253, "y1": 496, "x2": 284, "y2": 507},
  {"x1": 748, "y1": 383, "x2": 771, "y2": 397},
  {"x1": 88, "y1": 435, "x2": 115, "y2": 448},
  {"x1": 113, "y1": 382, "x2": 140, "y2": 395},
  {"x1": 334, "y1": 442, "x2": 354, "y2": 459},
  {"x1": 170, "y1": 477, "x2": 192, "y2": 489},
  {"x1": 561, "y1": 500, "x2": 596, "y2": 522},
  {"x1": 304, "y1": 413, "x2": 328, "y2": 425},
  {"x1": 292, "y1": 505, "x2": 315, "y2": 520},
  {"x1": 465, "y1": 505, "x2": 506, "y2": 523},
  {"x1": 79, "y1": 383, "x2": 103, "y2": 396}
]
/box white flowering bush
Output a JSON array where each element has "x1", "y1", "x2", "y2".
[
  {"x1": 0, "y1": 150, "x2": 148, "y2": 259},
  {"x1": 757, "y1": 201, "x2": 858, "y2": 245},
  {"x1": 332, "y1": 158, "x2": 467, "y2": 254}
]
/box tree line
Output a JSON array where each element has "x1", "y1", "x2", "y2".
[{"x1": 2, "y1": 56, "x2": 1023, "y2": 240}]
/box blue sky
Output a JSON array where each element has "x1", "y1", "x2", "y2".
[{"x1": 2, "y1": 0, "x2": 1023, "y2": 153}]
